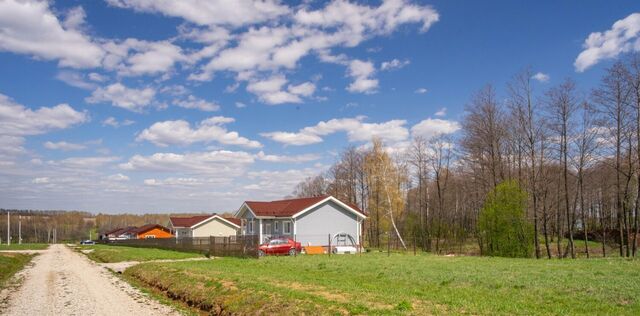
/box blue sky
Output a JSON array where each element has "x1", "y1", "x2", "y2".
[{"x1": 1, "y1": 0, "x2": 639, "y2": 213}]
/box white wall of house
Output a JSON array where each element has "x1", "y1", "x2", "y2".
[
  {"x1": 295, "y1": 200, "x2": 360, "y2": 246},
  {"x1": 192, "y1": 217, "x2": 238, "y2": 237}
]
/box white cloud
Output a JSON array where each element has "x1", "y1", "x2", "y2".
[
  {"x1": 88, "y1": 72, "x2": 108, "y2": 82},
  {"x1": 102, "y1": 38, "x2": 186, "y2": 76},
  {"x1": 173, "y1": 95, "x2": 220, "y2": 111},
  {"x1": 107, "y1": 173, "x2": 130, "y2": 181},
  {"x1": 434, "y1": 107, "x2": 447, "y2": 117},
  {"x1": 102, "y1": 117, "x2": 135, "y2": 128},
  {"x1": 235, "y1": 102, "x2": 247, "y2": 108},
  {"x1": 261, "y1": 116, "x2": 409, "y2": 146},
  {"x1": 575, "y1": 13, "x2": 640, "y2": 72},
  {"x1": 55, "y1": 71, "x2": 97, "y2": 90},
  {"x1": 120, "y1": 150, "x2": 254, "y2": 175},
  {"x1": 44, "y1": 141, "x2": 86, "y2": 151},
  {"x1": 346, "y1": 60, "x2": 378, "y2": 93},
  {"x1": 106, "y1": 0, "x2": 289, "y2": 27},
  {"x1": 245, "y1": 74, "x2": 316, "y2": 104},
  {"x1": 136, "y1": 116, "x2": 262, "y2": 148},
  {"x1": 532, "y1": 72, "x2": 550, "y2": 82},
  {"x1": 415, "y1": 88, "x2": 428, "y2": 94},
  {"x1": 86, "y1": 83, "x2": 156, "y2": 112},
  {"x1": 0, "y1": 93, "x2": 88, "y2": 137},
  {"x1": 381, "y1": 58, "x2": 410, "y2": 71},
  {"x1": 0, "y1": 0, "x2": 104, "y2": 68},
  {"x1": 32, "y1": 177, "x2": 50, "y2": 184},
  {"x1": 255, "y1": 151, "x2": 320, "y2": 163},
  {"x1": 411, "y1": 118, "x2": 461, "y2": 139},
  {"x1": 288, "y1": 82, "x2": 316, "y2": 97}
]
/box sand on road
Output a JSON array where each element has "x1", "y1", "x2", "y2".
[{"x1": 1, "y1": 244, "x2": 180, "y2": 316}]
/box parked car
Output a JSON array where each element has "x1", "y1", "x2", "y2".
[
  {"x1": 80, "y1": 240, "x2": 95, "y2": 245},
  {"x1": 258, "y1": 237, "x2": 302, "y2": 256}
]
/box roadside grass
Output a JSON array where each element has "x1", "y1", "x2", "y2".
[
  {"x1": 0, "y1": 243, "x2": 49, "y2": 251},
  {"x1": 79, "y1": 244, "x2": 204, "y2": 263},
  {"x1": 0, "y1": 253, "x2": 34, "y2": 286},
  {"x1": 126, "y1": 252, "x2": 640, "y2": 315}
]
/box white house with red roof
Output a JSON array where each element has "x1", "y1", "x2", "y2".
[
  {"x1": 169, "y1": 214, "x2": 241, "y2": 238},
  {"x1": 235, "y1": 195, "x2": 367, "y2": 247}
]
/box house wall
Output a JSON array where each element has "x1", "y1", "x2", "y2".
[
  {"x1": 192, "y1": 217, "x2": 238, "y2": 237},
  {"x1": 174, "y1": 227, "x2": 192, "y2": 238},
  {"x1": 137, "y1": 228, "x2": 173, "y2": 239},
  {"x1": 295, "y1": 200, "x2": 360, "y2": 246}
]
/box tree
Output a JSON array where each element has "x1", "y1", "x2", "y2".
[{"x1": 478, "y1": 180, "x2": 534, "y2": 258}]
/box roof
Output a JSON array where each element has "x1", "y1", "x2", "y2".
[
  {"x1": 169, "y1": 215, "x2": 212, "y2": 228},
  {"x1": 105, "y1": 226, "x2": 137, "y2": 236},
  {"x1": 243, "y1": 195, "x2": 366, "y2": 218},
  {"x1": 130, "y1": 224, "x2": 171, "y2": 235},
  {"x1": 169, "y1": 214, "x2": 241, "y2": 228}
]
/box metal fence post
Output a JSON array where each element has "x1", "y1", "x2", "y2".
[
  {"x1": 294, "y1": 234, "x2": 297, "y2": 257},
  {"x1": 387, "y1": 232, "x2": 391, "y2": 257},
  {"x1": 328, "y1": 233, "x2": 331, "y2": 257}
]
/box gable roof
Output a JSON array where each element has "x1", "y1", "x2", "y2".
[
  {"x1": 241, "y1": 195, "x2": 366, "y2": 219},
  {"x1": 130, "y1": 224, "x2": 171, "y2": 235},
  {"x1": 105, "y1": 226, "x2": 137, "y2": 236},
  {"x1": 169, "y1": 214, "x2": 240, "y2": 229}
]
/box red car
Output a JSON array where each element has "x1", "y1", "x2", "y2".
[{"x1": 258, "y1": 237, "x2": 302, "y2": 256}]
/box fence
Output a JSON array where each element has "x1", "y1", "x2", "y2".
[{"x1": 104, "y1": 235, "x2": 260, "y2": 258}]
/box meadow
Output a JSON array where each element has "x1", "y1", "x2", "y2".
[
  {"x1": 0, "y1": 253, "x2": 33, "y2": 286},
  {"x1": 79, "y1": 244, "x2": 204, "y2": 263},
  {"x1": 124, "y1": 250, "x2": 640, "y2": 315},
  {"x1": 0, "y1": 243, "x2": 49, "y2": 250}
]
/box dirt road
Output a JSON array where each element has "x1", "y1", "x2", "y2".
[{"x1": 1, "y1": 244, "x2": 180, "y2": 316}]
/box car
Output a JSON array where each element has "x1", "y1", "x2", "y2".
[
  {"x1": 258, "y1": 237, "x2": 302, "y2": 257},
  {"x1": 80, "y1": 240, "x2": 95, "y2": 245}
]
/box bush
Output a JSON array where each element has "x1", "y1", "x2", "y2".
[{"x1": 478, "y1": 180, "x2": 534, "y2": 258}]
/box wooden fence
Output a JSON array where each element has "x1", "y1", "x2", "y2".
[{"x1": 103, "y1": 235, "x2": 260, "y2": 258}]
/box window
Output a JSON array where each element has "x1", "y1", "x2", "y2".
[
  {"x1": 145, "y1": 235, "x2": 156, "y2": 239},
  {"x1": 248, "y1": 221, "x2": 254, "y2": 234},
  {"x1": 274, "y1": 221, "x2": 279, "y2": 232},
  {"x1": 284, "y1": 221, "x2": 292, "y2": 234}
]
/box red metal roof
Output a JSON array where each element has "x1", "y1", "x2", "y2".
[
  {"x1": 169, "y1": 215, "x2": 212, "y2": 228},
  {"x1": 244, "y1": 195, "x2": 365, "y2": 217},
  {"x1": 169, "y1": 215, "x2": 241, "y2": 228}
]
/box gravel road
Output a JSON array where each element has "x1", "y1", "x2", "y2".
[{"x1": 1, "y1": 244, "x2": 180, "y2": 316}]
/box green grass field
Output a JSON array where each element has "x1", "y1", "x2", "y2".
[
  {"x1": 0, "y1": 243, "x2": 49, "y2": 250},
  {"x1": 0, "y1": 253, "x2": 34, "y2": 286},
  {"x1": 125, "y1": 252, "x2": 640, "y2": 315},
  {"x1": 79, "y1": 244, "x2": 204, "y2": 263}
]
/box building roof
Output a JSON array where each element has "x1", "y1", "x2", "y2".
[
  {"x1": 243, "y1": 195, "x2": 366, "y2": 218},
  {"x1": 169, "y1": 214, "x2": 241, "y2": 228},
  {"x1": 105, "y1": 226, "x2": 137, "y2": 236},
  {"x1": 130, "y1": 224, "x2": 171, "y2": 235}
]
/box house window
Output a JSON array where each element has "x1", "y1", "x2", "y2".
[
  {"x1": 145, "y1": 235, "x2": 156, "y2": 239},
  {"x1": 284, "y1": 221, "x2": 292, "y2": 234},
  {"x1": 248, "y1": 221, "x2": 254, "y2": 234},
  {"x1": 274, "y1": 221, "x2": 279, "y2": 232}
]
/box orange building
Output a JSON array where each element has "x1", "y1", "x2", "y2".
[{"x1": 131, "y1": 224, "x2": 173, "y2": 239}]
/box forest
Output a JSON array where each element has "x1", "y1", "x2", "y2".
[{"x1": 291, "y1": 54, "x2": 640, "y2": 259}]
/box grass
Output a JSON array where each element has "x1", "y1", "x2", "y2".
[
  {"x1": 0, "y1": 253, "x2": 34, "y2": 286},
  {"x1": 0, "y1": 243, "x2": 49, "y2": 250},
  {"x1": 125, "y1": 252, "x2": 640, "y2": 315},
  {"x1": 79, "y1": 244, "x2": 204, "y2": 263}
]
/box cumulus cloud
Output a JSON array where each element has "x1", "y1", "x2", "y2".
[
  {"x1": 86, "y1": 83, "x2": 156, "y2": 112},
  {"x1": 381, "y1": 58, "x2": 410, "y2": 71},
  {"x1": 102, "y1": 117, "x2": 135, "y2": 128},
  {"x1": 532, "y1": 72, "x2": 550, "y2": 82},
  {"x1": 173, "y1": 95, "x2": 220, "y2": 111},
  {"x1": 346, "y1": 60, "x2": 378, "y2": 93},
  {"x1": 55, "y1": 71, "x2": 97, "y2": 90},
  {"x1": 102, "y1": 38, "x2": 186, "y2": 76},
  {"x1": 434, "y1": 107, "x2": 447, "y2": 117},
  {"x1": 0, "y1": 0, "x2": 104, "y2": 68},
  {"x1": 136, "y1": 116, "x2": 262, "y2": 148},
  {"x1": 119, "y1": 150, "x2": 254, "y2": 175},
  {"x1": 0, "y1": 93, "x2": 88, "y2": 137},
  {"x1": 246, "y1": 75, "x2": 316, "y2": 104},
  {"x1": 255, "y1": 151, "x2": 320, "y2": 163},
  {"x1": 415, "y1": 88, "x2": 428, "y2": 94},
  {"x1": 106, "y1": 0, "x2": 289, "y2": 27},
  {"x1": 44, "y1": 141, "x2": 86, "y2": 151},
  {"x1": 411, "y1": 118, "x2": 461, "y2": 139},
  {"x1": 261, "y1": 116, "x2": 409, "y2": 146},
  {"x1": 575, "y1": 13, "x2": 640, "y2": 72}
]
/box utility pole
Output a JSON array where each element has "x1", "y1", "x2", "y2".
[
  {"x1": 7, "y1": 211, "x2": 10, "y2": 246},
  {"x1": 18, "y1": 216, "x2": 21, "y2": 245}
]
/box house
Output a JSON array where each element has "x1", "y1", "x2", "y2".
[
  {"x1": 101, "y1": 226, "x2": 137, "y2": 240},
  {"x1": 169, "y1": 214, "x2": 241, "y2": 238},
  {"x1": 130, "y1": 224, "x2": 173, "y2": 239},
  {"x1": 235, "y1": 195, "x2": 367, "y2": 247}
]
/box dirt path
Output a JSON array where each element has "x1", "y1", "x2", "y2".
[{"x1": 1, "y1": 244, "x2": 180, "y2": 316}]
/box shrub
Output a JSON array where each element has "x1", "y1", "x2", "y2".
[{"x1": 478, "y1": 180, "x2": 534, "y2": 258}]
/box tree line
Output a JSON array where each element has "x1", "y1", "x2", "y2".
[{"x1": 292, "y1": 55, "x2": 640, "y2": 258}]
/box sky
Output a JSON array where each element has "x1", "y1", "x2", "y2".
[{"x1": 1, "y1": 0, "x2": 640, "y2": 214}]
